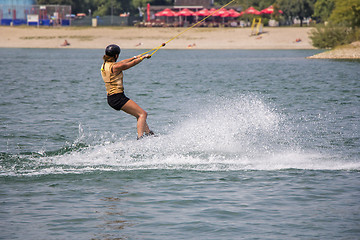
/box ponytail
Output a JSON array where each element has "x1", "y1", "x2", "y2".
[{"x1": 103, "y1": 55, "x2": 116, "y2": 62}]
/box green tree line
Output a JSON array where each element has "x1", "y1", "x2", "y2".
[
  {"x1": 35, "y1": 0, "x2": 358, "y2": 26},
  {"x1": 35, "y1": 0, "x2": 173, "y2": 16},
  {"x1": 310, "y1": 0, "x2": 360, "y2": 48},
  {"x1": 35, "y1": 0, "x2": 317, "y2": 20}
]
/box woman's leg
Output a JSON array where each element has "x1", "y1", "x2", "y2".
[{"x1": 121, "y1": 99, "x2": 150, "y2": 138}]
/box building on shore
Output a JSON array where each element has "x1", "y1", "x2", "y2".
[
  {"x1": 0, "y1": 0, "x2": 71, "y2": 26},
  {"x1": 174, "y1": 0, "x2": 214, "y2": 9}
]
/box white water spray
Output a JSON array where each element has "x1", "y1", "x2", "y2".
[{"x1": 4, "y1": 95, "x2": 359, "y2": 176}]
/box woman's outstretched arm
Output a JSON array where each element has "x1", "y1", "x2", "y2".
[{"x1": 113, "y1": 54, "x2": 151, "y2": 72}]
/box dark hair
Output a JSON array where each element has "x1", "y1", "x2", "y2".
[{"x1": 103, "y1": 55, "x2": 116, "y2": 62}]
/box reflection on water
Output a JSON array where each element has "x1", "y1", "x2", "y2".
[{"x1": 95, "y1": 192, "x2": 133, "y2": 240}]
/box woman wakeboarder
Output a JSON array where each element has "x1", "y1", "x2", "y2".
[{"x1": 101, "y1": 44, "x2": 154, "y2": 140}]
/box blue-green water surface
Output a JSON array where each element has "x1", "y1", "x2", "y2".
[{"x1": 0, "y1": 48, "x2": 359, "y2": 239}]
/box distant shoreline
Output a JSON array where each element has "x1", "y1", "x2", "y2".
[
  {"x1": 0, "y1": 26, "x2": 315, "y2": 50},
  {"x1": 307, "y1": 41, "x2": 360, "y2": 59}
]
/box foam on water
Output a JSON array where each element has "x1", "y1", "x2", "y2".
[{"x1": 2, "y1": 95, "x2": 359, "y2": 176}]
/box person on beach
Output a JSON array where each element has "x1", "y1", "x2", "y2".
[
  {"x1": 61, "y1": 39, "x2": 70, "y2": 46},
  {"x1": 101, "y1": 44, "x2": 154, "y2": 140}
]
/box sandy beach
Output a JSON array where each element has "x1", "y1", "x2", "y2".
[{"x1": 0, "y1": 26, "x2": 315, "y2": 50}]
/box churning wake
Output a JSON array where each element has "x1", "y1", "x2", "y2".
[{"x1": 2, "y1": 95, "x2": 359, "y2": 176}]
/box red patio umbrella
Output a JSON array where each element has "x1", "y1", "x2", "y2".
[
  {"x1": 212, "y1": 8, "x2": 229, "y2": 17},
  {"x1": 244, "y1": 6, "x2": 261, "y2": 15},
  {"x1": 177, "y1": 8, "x2": 195, "y2": 17},
  {"x1": 194, "y1": 8, "x2": 210, "y2": 17},
  {"x1": 260, "y1": 5, "x2": 283, "y2": 14},
  {"x1": 176, "y1": 8, "x2": 195, "y2": 25},
  {"x1": 155, "y1": 8, "x2": 177, "y2": 17},
  {"x1": 209, "y1": 8, "x2": 218, "y2": 15},
  {"x1": 227, "y1": 9, "x2": 241, "y2": 18}
]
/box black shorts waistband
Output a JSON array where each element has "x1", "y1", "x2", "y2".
[{"x1": 107, "y1": 92, "x2": 130, "y2": 111}]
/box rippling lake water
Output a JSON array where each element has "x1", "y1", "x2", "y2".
[{"x1": 0, "y1": 48, "x2": 359, "y2": 239}]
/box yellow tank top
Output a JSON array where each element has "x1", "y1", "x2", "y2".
[{"x1": 101, "y1": 61, "x2": 124, "y2": 95}]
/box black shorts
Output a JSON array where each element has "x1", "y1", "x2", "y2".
[{"x1": 107, "y1": 92, "x2": 130, "y2": 111}]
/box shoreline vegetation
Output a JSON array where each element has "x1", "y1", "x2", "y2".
[{"x1": 1, "y1": 26, "x2": 359, "y2": 58}]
